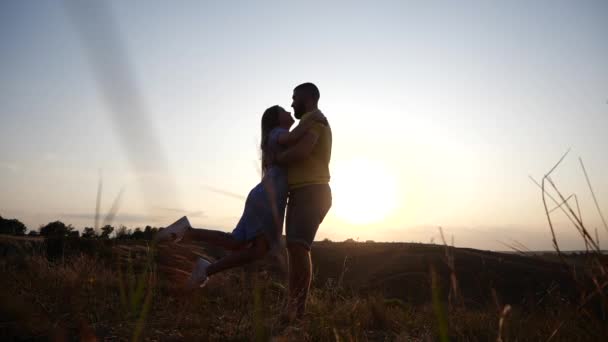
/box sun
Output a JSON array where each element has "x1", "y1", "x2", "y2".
[{"x1": 330, "y1": 158, "x2": 398, "y2": 225}]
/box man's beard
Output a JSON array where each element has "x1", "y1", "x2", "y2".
[{"x1": 294, "y1": 106, "x2": 306, "y2": 119}]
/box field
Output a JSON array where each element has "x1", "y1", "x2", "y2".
[{"x1": 1, "y1": 234, "x2": 607, "y2": 341}]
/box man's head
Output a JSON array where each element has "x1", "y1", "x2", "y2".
[{"x1": 291, "y1": 82, "x2": 320, "y2": 119}]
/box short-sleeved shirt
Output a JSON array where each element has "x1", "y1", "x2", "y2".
[{"x1": 287, "y1": 113, "x2": 332, "y2": 190}]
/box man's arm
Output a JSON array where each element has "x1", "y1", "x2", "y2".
[
  {"x1": 276, "y1": 111, "x2": 326, "y2": 146},
  {"x1": 276, "y1": 120, "x2": 315, "y2": 146},
  {"x1": 276, "y1": 129, "x2": 319, "y2": 164}
]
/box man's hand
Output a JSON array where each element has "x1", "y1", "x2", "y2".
[
  {"x1": 307, "y1": 110, "x2": 327, "y2": 125},
  {"x1": 296, "y1": 110, "x2": 326, "y2": 131}
]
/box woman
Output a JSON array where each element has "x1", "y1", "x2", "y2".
[{"x1": 157, "y1": 105, "x2": 324, "y2": 288}]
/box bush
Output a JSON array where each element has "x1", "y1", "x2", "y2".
[
  {"x1": 82, "y1": 227, "x2": 97, "y2": 239},
  {"x1": 39, "y1": 221, "x2": 73, "y2": 238},
  {"x1": 0, "y1": 216, "x2": 27, "y2": 235}
]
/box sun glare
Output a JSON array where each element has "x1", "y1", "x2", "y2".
[{"x1": 330, "y1": 158, "x2": 398, "y2": 225}]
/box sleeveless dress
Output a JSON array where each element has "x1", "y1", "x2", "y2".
[{"x1": 231, "y1": 127, "x2": 288, "y2": 243}]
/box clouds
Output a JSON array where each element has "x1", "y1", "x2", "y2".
[
  {"x1": 0, "y1": 161, "x2": 20, "y2": 173},
  {"x1": 61, "y1": 212, "x2": 151, "y2": 223},
  {"x1": 154, "y1": 207, "x2": 205, "y2": 218},
  {"x1": 60, "y1": 206, "x2": 205, "y2": 228},
  {"x1": 60, "y1": 212, "x2": 170, "y2": 228},
  {"x1": 42, "y1": 153, "x2": 58, "y2": 162},
  {"x1": 1, "y1": 163, "x2": 19, "y2": 172},
  {"x1": 1, "y1": 152, "x2": 59, "y2": 173}
]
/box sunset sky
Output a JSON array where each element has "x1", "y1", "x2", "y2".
[{"x1": 1, "y1": 0, "x2": 607, "y2": 250}]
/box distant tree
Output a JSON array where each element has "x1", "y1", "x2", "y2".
[
  {"x1": 343, "y1": 238, "x2": 356, "y2": 243},
  {"x1": 115, "y1": 225, "x2": 131, "y2": 239},
  {"x1": 131, "y1": 227, "x2": 144, "y2": 240},
  {"x1": 27, "y1": 230, "x2": 39, "y2": 237},
  {"x1": 0, "y1": 216, "x2": 27, "y2": 235},
  {"x1": 39, "y1": 221, "x2": 73, "y2": 237},
  {"x1": 365, "y1": 240, "x2": 375, "y2": 243},
  {"x1": 82, "y1": 227, "x2": 97, "y2": 239},
  {"x1": 322, "y1": 238, "x2": 332, "y2": 243},
  {"x1": 100, "y1": 225, "x2": 114, "y2": 239},
  {"x1": 68, "y1": 230, "x2": 80, "y2": 238},
  {"x1": 143, "y1": 225, "x2": 158, "y2": 240}
]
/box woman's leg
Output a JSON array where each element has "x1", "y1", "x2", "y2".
[
  {"x1": 206, "y1": 235, "x2": 269, "y2": 276},
  {"x1": 183, "y1": 227, "x2": 246, "y2": 251}
]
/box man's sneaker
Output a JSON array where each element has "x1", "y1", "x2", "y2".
[
  {"x1": 189, "y1": 257, "x2": 211, "y2": 288},
  {"x1": 156, "y1": 216, "x2": 190, "y2": 242}
]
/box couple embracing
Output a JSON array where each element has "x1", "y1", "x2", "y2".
[{"x1": 157, "y1": 82, "x2": 332, "y2": 320}]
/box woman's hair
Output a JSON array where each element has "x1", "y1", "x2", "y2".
[{"x1": 260, "y1": 105, "x2": 282, "y2": 176}]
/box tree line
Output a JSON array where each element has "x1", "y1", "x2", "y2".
[{"x1": 0, "y1": 215, "x2": 161, "y2": 240}]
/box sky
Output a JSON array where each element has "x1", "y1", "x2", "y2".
[{"x1": 1, "y1": 0, "x2": 607, "y2": 250}]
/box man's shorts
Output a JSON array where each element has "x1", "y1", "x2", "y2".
[{"x1": 286, "y1": 183, "x2": 332, "y2": 250}]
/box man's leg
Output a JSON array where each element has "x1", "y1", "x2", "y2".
[
  {"x1": 287, "y1": 242, "x2": 312, "y2": 317},
  {"x1": 285, "y1": 184, "x2": 332, "y2": 319}
]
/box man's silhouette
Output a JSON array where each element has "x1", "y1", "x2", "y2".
[{"x1": 278, "y1": 82, "x2": 332, "y2": 320}]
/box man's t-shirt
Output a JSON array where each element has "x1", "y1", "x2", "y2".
[{"x1": 287, "y1": 112, "x2": 332, "y2": 190}]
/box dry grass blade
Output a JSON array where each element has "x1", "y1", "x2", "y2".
[
  {"x1": 529, "y1": 176, "x2": 580, "y2": 233},
  {"x1": 573, "y1": 193, "x2": 584, "y2": 227},
  {"x1": 548, "y1": 194, "x2": 575, "y2": 214},
  {"x1": 546, "y1": 148, "x2": 571, "y2": 176},
  {"x1": 512, "y1": 240, "x2": 532, "y2": 253},
  {"x1": 534, "y1": 150, "x2": 608, "y2": 336},
  {"x1": 546, "y1": 320, "x2": 566, "y2": 342},
  {"x1": 499, "y1": 240, "x2": 534, "y2": 257},
  {"x1": 439, "y1": 227, "x2": 462, "y2": 307},
  {"x1": 95, "y1": 170, "x2": 102, "y2": 233},
  {"x1": 499, "y1": 241, "x2": 528, "y2": 256},
  {"x1": 538, "y1": 149, "x2": 572, "y2": 266},
  {"x1": 430, "y1": 265, "x2": 449, "y2": 342},
  {"x1": 579, "y1": 157, "x2": 608, "y2": 234},
  {"x1": 545, "y1": 176, "x2": 599, "y2": 252},
  {"x1": 102, "y1": 186, "x2": 125, "y2": 228},
  {"x1": 496, "y1": 304, "x2": 511, "y2": 342}
]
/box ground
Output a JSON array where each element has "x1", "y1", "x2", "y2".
[{"x1": 0, "y1": 235, "x2": 606, "y2": 341}]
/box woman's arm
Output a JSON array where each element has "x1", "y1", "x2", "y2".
[
  {"x1": 276, "y1": 130, "x2": 319, "y2": 164},
  {"x1": 276, "y1": 110, "x2": 326, "y2": 146}
]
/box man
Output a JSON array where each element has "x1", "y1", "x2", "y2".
[{"x1": 277, "y1": 82, "x2": 332, "y2": 320}]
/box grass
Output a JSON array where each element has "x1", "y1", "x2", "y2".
[{"x1": 1, "y1": 235, "x2": 606, "y2": 341}]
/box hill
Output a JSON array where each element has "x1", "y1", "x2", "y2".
[{"x1": 310, "y1": 241, "x2": 577, "y2": 306}]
